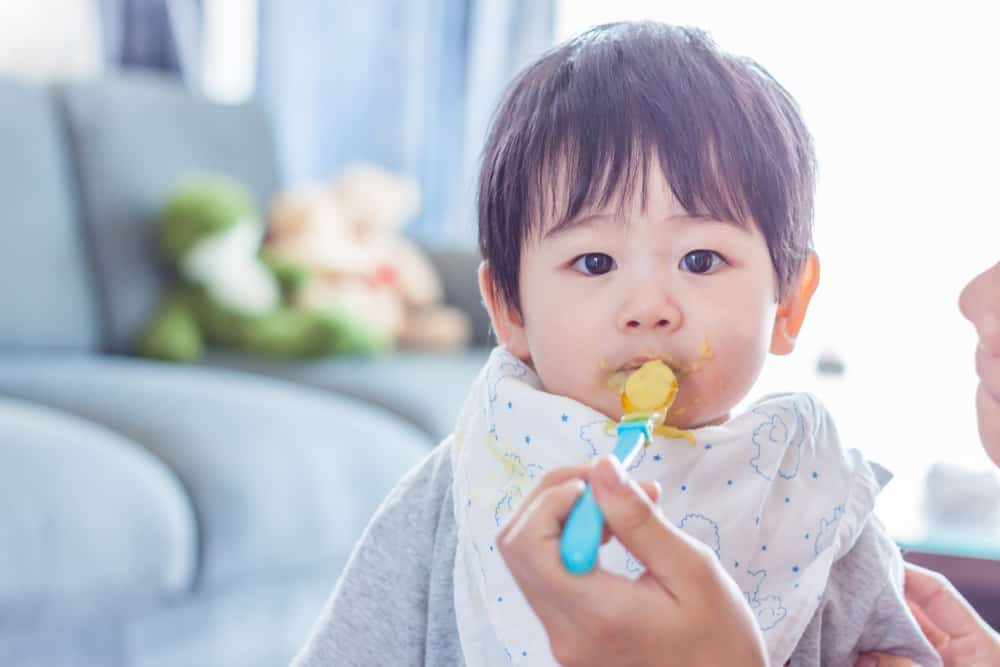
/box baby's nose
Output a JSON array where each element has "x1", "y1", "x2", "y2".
[{"x1": 618, "y1": 293, "x2": 683, "y2": 332}]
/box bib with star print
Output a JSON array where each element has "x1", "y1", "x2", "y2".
[{"x1": 451, "y1": 347, "x2": 886, "y2": 666}]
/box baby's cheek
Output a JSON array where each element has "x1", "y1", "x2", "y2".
[
  {"x1": 530, "y1": 337, "x2": 593, "y2": 396},
  {"x1": 693, "y1": 341, "x2": 764, "y2": 404}
]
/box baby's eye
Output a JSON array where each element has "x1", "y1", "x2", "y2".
[
  {"x1": 571, "y1": 253, "x2": 617, "y2": 276},
  {"x1": 680, "y1": 250, "x2": 726, "y2": 274}
]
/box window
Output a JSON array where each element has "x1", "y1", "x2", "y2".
[
  {"x1": 0, "y1": 1, "x2": 102, "y2": 81},
  {"x1": 557, "y1": 2, "x2": 1000, "y2": 485},
  {"x1": 202, "y1": 0, "x2": 257, "y2": 103}
]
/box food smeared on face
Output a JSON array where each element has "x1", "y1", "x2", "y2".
[{"x1": 606, "y1": 359, "x2": 696, "y2": 445}]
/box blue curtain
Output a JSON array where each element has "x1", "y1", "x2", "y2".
[
  {"x1": 256, "y1": 0, "x2": 555, "y2": 247},
  {"x1": 97, "y1": 0, "x2": 202, "y2": 83}
]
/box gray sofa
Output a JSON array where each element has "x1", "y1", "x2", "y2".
[{"x1": 0, "y1": 72, "x2": 490, "y2": 666}]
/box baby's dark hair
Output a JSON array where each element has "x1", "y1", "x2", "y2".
[{"x1": 478, "y1": 21, "x2": 817, "y2": 310}]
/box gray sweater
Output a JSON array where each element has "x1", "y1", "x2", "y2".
[{"x1": 292, "y1": 442, "x2": 940, "y2": 666}]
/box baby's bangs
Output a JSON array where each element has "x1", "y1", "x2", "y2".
[
  {"x1": 478, "y1": 21, "x2": 816, "y2": 309},
  {"x1": 526, "y1": 98, "x2": 755, "y2": 239}
]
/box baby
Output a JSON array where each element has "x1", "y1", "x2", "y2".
[{"x1": 294, "y1": 21, "x2": 940, "y2": 667}]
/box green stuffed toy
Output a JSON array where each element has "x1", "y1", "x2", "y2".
[{"x1": 139, "y1": 175, "x2": 387, "y2": 362}]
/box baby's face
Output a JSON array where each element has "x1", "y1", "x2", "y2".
[{"x1": 504, "y1": 170, "x2": 782, "y2": 428}]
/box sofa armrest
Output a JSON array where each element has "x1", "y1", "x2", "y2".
[
  {"x1": 0, "y1": 396, "x2": 197, "y2": 621},
  {"x1": 423, "y1": 247, "x2": 493, "y2": 347}
]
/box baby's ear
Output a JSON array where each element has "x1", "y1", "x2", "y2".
[
  {"x1": 770, "y1": 252, "x2": 820, "y2": 356},
  {"x1": 478, "y1": 261, "x2": 531, "y2": 360}
]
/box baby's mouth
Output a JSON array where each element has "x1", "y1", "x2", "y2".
[
  {"x1": 601, "y1": 339, "x2": 717, "y2": 432},
  {"x1": 618, "y1": 355, "x2": 673, "y2": 373},
  {"x1": 612, "y1": 338, "x2": 714, "y2": 379},
  {"x1": 607, "y1": 357, "x2": 676, "y2": 394}
]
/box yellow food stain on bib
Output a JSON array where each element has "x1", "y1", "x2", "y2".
[{"x1": 653, "y1": 424, "x2": 697, "y2": 445}]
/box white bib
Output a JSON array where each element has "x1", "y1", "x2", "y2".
[{"x1": 452, "y1": 347, "x2": 885, "y2": 666}]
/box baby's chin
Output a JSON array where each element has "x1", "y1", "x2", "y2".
[
  {"x1": 614, "y1": 395, "x2": 730, "y2": 429},
  {"x1": 569, "y1": 389, "x2": 730, "y2": 429},
  {"x1": 667, "y1": 409, "x2": 730, "y2": 429}
]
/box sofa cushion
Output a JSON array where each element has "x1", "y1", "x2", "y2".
[
  {"x1": 202, "y1": 347, "x2": 491, "y2": 442},
  {"x1": 0, "y1": 77, "x2": 102, "y2": 351},
  {"x1": 0, "y1": 563, "x2": 336, "y2": 667},
  {"x1": 0, "y1": 354, "x2": 433, "y2": 588},
  {"x1": 0, "y1": 397, "x2": 196, "y2": 624},
  {"x1": 122, "y1": 565, "x2": 337, "y2": 667},
  {"x1": 59, "y1": 72, "x2": 281, "y2": 355}
]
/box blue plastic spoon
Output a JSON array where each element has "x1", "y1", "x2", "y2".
[
  {"x1": 560, "y1": 359, "x2": 677, "y2": 574},
  {"x1": 560, "y1": 414, "x2": 656, "y2": 574}
]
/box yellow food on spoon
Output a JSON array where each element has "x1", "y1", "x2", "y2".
[
  {"x1": 622, "y1": 360, "x2": 677, "y2": 413},
  {"x1": 619, "y1": 360, "x2": 696, "y2": 445}
]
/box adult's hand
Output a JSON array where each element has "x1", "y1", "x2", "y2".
[
  {"x1": 960, "y1": 262, "x2": 1000, "y2": 466},
  {"x1": 854, "y1": 654, "x2": 921, "y2": 666},
  {"x1": 497, "y1": 454, "x2": 767, "y2": 667},
  {"x1": 856, "y1": 563, "x2": 1000, "y2": 667}
]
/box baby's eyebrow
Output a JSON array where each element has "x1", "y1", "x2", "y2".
[
  {"x1": 543, "y1": 211, "x2": 749, "y2": 240},
  {"x1": 667, "y1": 212, "x2": 748, "y2": 227},
  {"x1": 542, "y1": 213, "x2": 612, "y2": 240}
]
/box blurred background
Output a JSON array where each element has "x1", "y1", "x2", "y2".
[{"x1": 1, "y1": 1, "x2": 998, "y2": 665}]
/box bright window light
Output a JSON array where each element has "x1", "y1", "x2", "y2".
[
  {"x1": 557, "y1": 2, "x2": 1000, "y2": 485},
  {"x1": 0, "y1": 1, "x2": 102, "y2": 81},
  {"x1": 202, "y1": 0, "x2": 257, "y2": 103}
]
